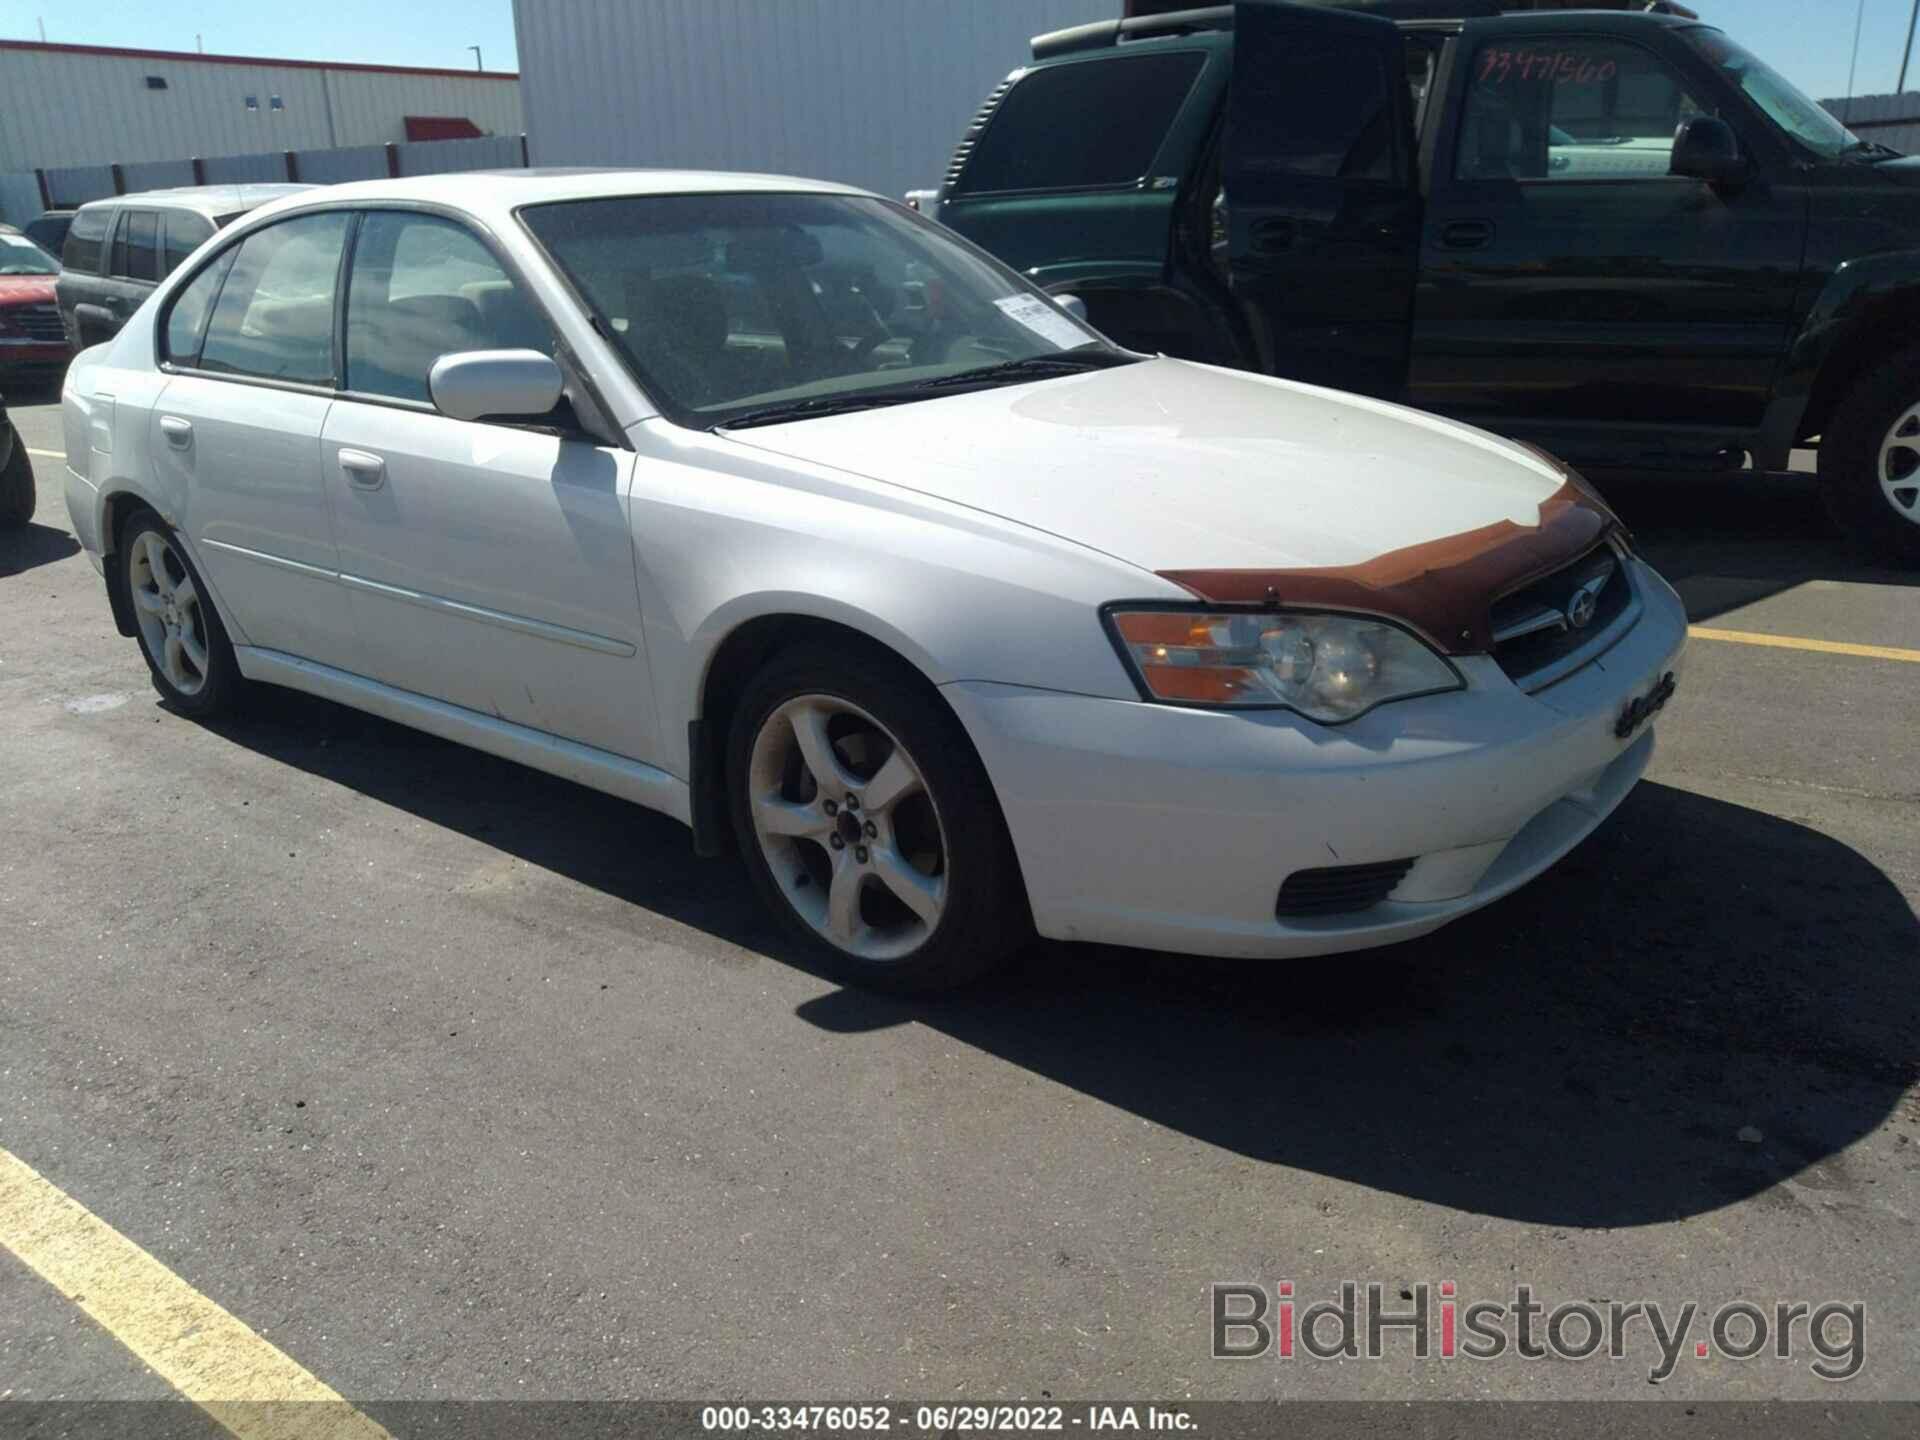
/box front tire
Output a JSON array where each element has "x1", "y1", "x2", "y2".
[
  {"x1": 0, "y1": 429, "x2": 32, "y2": 529},
  {"x1": 726, "y1": 644, "x2": 1028, "y2": 993},
  {"x1": 122, "y1": 512, "x2": 242, "y2": 716},
  {"x1": 1818, "y1": 346, "x2": 1920, "y2": 564}
]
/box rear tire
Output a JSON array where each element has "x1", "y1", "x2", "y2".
[
  {"x1": 0, "y1": 430, "x2": 32, "y2": 529},
  {"x1": 1818, "y1": 345, "x2": 1920, "y2": 564},
  {"x1": 121, "y1": 511, "x2": 243, "y2": 717},
  {"x1": 726, "y1": 643, "x2": 1028, "y2": 993}
]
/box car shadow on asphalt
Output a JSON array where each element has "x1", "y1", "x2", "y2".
[
  {"x1": 0, "y1": 520, "x2": 80, "y2": 577},
  {"x1": 210, "y1": 685, "x2": 1919, "y2": 1231},
  {"x1": 1587, "y1": 466, "x2": 1920, "y2": 624}
]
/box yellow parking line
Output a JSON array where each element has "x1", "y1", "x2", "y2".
[
  {"x1": 0, "y1": 1145, "x2": 392, "y2": 1440},
  {"x1": 1689, "y1": 625, "x2": 1920, "y2": 664},
  {"x1": 25, "y1": 447, "x2": 65, "y2": 461}
]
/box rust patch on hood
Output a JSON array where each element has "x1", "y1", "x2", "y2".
[{"x1": 1158, "y1": 474, "x2": 1621, "y2": 655}]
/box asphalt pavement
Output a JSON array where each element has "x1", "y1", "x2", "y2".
[{"x1": 2, "y1": 389, "x2": 1916, "y2": 1417}]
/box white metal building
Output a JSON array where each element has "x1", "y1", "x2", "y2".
[
  {"x1": 511, "y1": 0, "x2": 1113, "y2": 200},
  {"x1": 1824, "y1": 92, "x2": 1920, "y2": 155},
  {"x1": 0, "y1": 41, "x2": 524, "y2": 174}
]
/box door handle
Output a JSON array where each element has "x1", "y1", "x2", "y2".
[
  {"x1": 338, "y1": 448, "x2": 386, "y2": 490},
  {"x1": 1250, "y1": 217, "x2": 1296, "y2": 253},
  {"x1": 1440, "y1": 219, "x2": 1495, "y2": 250},
  {"x1": 158, "y1": 415, "x2": 193, "y2": 449}
]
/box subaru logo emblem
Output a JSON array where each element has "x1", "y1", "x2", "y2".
[{"x1": 1565, "y1": 581, "x2": 1601, "y2": 630}]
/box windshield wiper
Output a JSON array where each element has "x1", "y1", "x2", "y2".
[
  {"x1": 1841, "y1": 139, "x2": 1902, "y2": 160},
  {"x1": 716, "y1": 350, "x2": 1138, "y2": 430}
]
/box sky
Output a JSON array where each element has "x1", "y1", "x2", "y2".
[{"x1": 0, "y1": 0, "x2": 1917, "y2": 101}]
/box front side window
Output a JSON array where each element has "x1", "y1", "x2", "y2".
[
  {"x1": 954, "y1": 51, "x2": 1206, "y2": 194},
  {"x1": 163, "y1": 212, "x2": 215, "y2": 276},
  {"x1": 162, "y1": 249, "x2": 237, "y2": 366},
  {"x1": 1456, "y1": 39, "x2": 1710, "y2": 181},
  {"x1": 198, "y1": 211, "x2": 350, "y2": 384},
  {"x1": 344, "y1": 211, "x2": 554, "y2": 403},
  {"x1": 521, "y1": 192, "x2": 1118, "y2": 427},
  {"x1": 63, "y1": 207, "x2": 110, "y2": 274}
]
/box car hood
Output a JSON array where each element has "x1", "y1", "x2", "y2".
[
  {"x1": 0, "y1": 275, "x2": 57, "y2": 304},
  {"x1": 725, "y1": 357, "x2": 1574, "y2": 573}
]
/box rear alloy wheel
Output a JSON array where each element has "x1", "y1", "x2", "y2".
[
  {"x1": 123, "y1": 515, "x2": 241, "y2": 715},
  {"x1": 728, "y1": 647, "x2": 1027, "y2": 991},
  {"x1": 1818, "y1": 347, "x2": 1920, "y2": 564}
]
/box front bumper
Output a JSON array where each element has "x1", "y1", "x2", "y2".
[{"x1": 944, "y1": 557, "x2": 1687, "y2": 959}]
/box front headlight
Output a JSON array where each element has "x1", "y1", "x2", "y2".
[{"x1": 1105, "y1": 608, "x2": 1463, "y2": 723}]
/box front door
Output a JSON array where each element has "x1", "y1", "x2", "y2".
[
  {"x1": 1223, "y1": 0, "x2": 1422, "y2": 398},
  {"x1": 321, "y1": 208, "x2": 654, "y2": 763},
  {"x1": 1410, "y1": 25, "x2": 1808, "y2": 456}
]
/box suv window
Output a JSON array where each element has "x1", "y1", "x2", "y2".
[
  {"x1": 1235, "y1": 31, "x2": 1401, "y2": 181},
  {"x1": 163, "y1": 211, "x2": 215, "y2": 276},
  {"x1": 115, "y1": 209, "x2": 160, "y2": 282},
  {"x1": 1457, "y1": 39, "x2": 1710, "y2": 181},
  {"x1": 344, "y1": 211, "x2": 555, "y2": 404},
  {"x1": 62, "y1": 206, "x2": 111, "y2": 274},
  {"x1": 953, "y1": 51, "x2": 1206, "y2": 194},
  {"x1": 199, "y1": 212, "x2": 351, "y2": 385}
]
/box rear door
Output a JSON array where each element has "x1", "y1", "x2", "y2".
[
  {"x1": 100, "y1": 207, "x2": 163, "y2": 335},
  {"x1": 1223, "y1": 0, "x2": 1421, "y2": 398}
]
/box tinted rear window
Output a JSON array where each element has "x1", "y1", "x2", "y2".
[
  {"x1": 953, "y1": 51, "x2": 1206, "y2": 195},
  {"x1": 118, "y1": 209, "x2": 160, "y2": 282},
  {"x1": 163, "y1": 211, "x2": 215, "y2": 275},
  {"x1": 63, "y1": 207, "x2": 110, "y2": 274}
]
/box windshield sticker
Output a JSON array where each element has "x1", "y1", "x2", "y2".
[
  {"x1": 994, "y1": 294, "x2": 1088, "y2": 350},
  {"x1": 1478, "y1": 49, "x2": 1618, "y2": 87}
]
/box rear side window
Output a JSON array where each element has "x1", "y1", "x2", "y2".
[
  {"x1": 162, "y1": 249, "x2": 237, "y2": 366},
  {"x1": 163, "y1": 212, "x2": 215, "y2": 276},
  {"x1": 344, "y1": 211, "x2": 554, "y2": 403},
  {"x1": 116, "y1": 209, "x2": 160, "y2": 282},
  {"x1": 1234, "y1": 32, "x2": 1400, "y2": 180},
  {"x1": 62, "y1": 207, "x2": 110, "y2": 274},
  {"x1": 199, "y1": 212, "x2": 351, "y2": 385},
  {"x1": 952, "y1": 51, "x2": 1206, "y2": 194}
]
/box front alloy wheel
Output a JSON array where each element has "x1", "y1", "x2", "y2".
[
  {"x1": 727, "y1": 646, "x2": 1027, "y2": 991},
  {"x1": 1876, "y1": 404, "x2": 1920, "y2": 527}
]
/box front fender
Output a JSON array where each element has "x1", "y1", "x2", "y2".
[{"x1": 1770, "y1": 251, "x2": 1920, "y2": 459}]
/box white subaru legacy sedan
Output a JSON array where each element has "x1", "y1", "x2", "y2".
[{"x1": 61, "y1": 170, "x2": 1684, "y2": 991}]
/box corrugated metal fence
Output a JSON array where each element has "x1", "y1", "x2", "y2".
[
  {"x1": 0, "y1": 133, "x2": 526, "y2": 224},
  {"x1": 1824, "y1": 93, "x2": 1920, "y2": 155}
]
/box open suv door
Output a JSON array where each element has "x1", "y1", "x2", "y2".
[{"x1": 1225, "y1": 1, "x2": 1421, "y2": 398}]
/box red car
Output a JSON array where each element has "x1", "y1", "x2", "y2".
[{"x1": 0, "y1": 226, "x2": 71, "y2": 390}]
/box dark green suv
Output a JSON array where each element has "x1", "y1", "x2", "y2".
[{"x1": 936, "y1": 0, "x2": 1920, "y2": 561}]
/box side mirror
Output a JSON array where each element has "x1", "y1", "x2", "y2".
[
  {"x1": 428, "y1": 349, "x2": 564, "y2": 423},
  {"x1": 1052, "y1": 292, "x2": 1089, "y2": 322},
  {"x1": 1670, "y1": 116, "x2": 1745, "y2": 186}
]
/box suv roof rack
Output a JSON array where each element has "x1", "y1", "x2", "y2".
[{"x1": 1031, "y1": 0, "x2": 1699, "y2": 61}]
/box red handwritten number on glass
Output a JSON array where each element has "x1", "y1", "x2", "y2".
[{"x1": 1478, "y1": 49, "x2": 1617, "y2": 87}]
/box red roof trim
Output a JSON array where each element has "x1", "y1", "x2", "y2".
[{"x1": 0, "y1": 39, "x2": 517, "y2": 81}]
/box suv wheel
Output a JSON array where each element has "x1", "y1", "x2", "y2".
[
  {"x1": 0, "y1": 428, "x2": 32, "y2": 529},
  {"x1": 727, "y1": 645, "x2": 1028, "y2": 992},
  {"x1": 1819, "y1": 346, "x2": 1920, "y2": 563},
  {"x1": 122, "y1": 513, "x2": 242, "y2": 715}
]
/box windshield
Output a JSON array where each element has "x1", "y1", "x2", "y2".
[
  {"x1": 0, "y1": 231, "x2": 60, "y2": 276},
  {"x1": 519, "y1": 192, "x2": 1117, "y2": 427},
  {"x1": 1686, "y1": 28, "x2": 1868, "y2": 159}
]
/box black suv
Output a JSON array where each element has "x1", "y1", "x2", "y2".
[
  {"x1": 56, "y1": 185, "x2": 309, "y2": 350},
  {"x1": 936, "y1": 0, "x2": 1920, "y2": 560}
]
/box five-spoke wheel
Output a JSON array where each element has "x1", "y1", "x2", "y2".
[{"x1": 121, "y1": 512, "x2": 240, "y2": 715}]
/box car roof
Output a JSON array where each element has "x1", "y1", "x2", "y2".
[
  {"x1": 75, "y1": 183, "x2": 314, "y2": 220},
  {"x1": 239, "y1": 167, "x2": 879, "y2": 229}
]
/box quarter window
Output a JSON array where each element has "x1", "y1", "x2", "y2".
[
  {"x1": 63, "y1": 206, "x2": 109, "y2": 274},
  {"x1": 1456, "y1": 39, "x2": 1711, "y2": 181},
  {"x1": 198, "y1": 212, "x2": 351, "y2": 385},
  {"x1": 344, "y1": 211, "x2": 553, "y2": 404},
  {"x1": 953, "y1": 51, "x2": 1206, "y2": 194},
  {"x1": 161, "y1": 249, "x2": 237, "y2": 367}
]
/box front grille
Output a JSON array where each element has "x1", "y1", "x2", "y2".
[
  {"x1": 1489, "y1": 542, "x2": 1637, "y2": 690},
  {"x1": 1275, "y1": 859, "x2": 1415, "y2": 918},
  {"x1": 5, "y1": 302, "x2": 67, "y2": 342},
  {"x1": 943, "y1": 76, "x2": 1017, "y2": 191}
]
